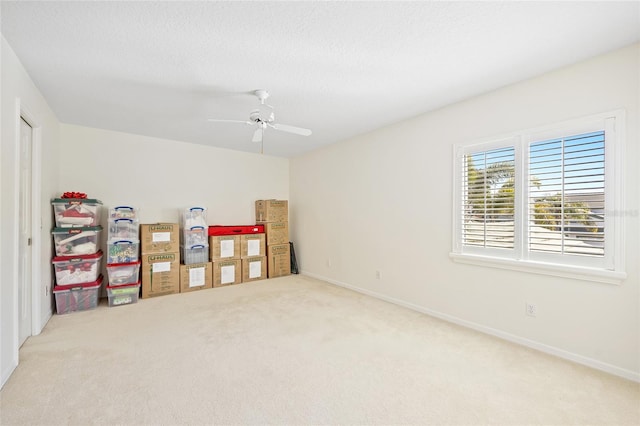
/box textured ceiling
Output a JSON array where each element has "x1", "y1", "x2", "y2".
[{"x1": 1, "y1": 1, "x2": 639, "y2": 158}]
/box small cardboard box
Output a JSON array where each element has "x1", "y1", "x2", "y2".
[
  {"x1": 240, "y1": 233, "x2": 266, "y2": 258},
  {"x1": 255, "y1": 199, "x2": 288, "y2": 223},
  {"x1": 140, "y1": 223, "x2": 180, "y2": 254},
  {"x1": 263, "y1": 222, "x2": 289, "y2": 246},
  {"x1": 209, "y1": 235, "x2": 240, "y2": 260},
  {"x1": 267, "y1": 243, "x2": 291, "y2": 278},
  {"x1": 180, "y1": 262, "x2": 213, "y2": 293},
  {"x1": 241, "y1": 256, "x2": 267, "y2": 283},
  {"x1": 212, "y1": 259, "x2": 242, "y2": 287},
  {"x1": 141, "y1": 252, "x2": 180, "y2": 298}
]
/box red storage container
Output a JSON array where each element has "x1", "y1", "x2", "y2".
[
  {"x1": 52, "y1": 250, "x2": 103, "y2": 286},
  {"x1": 208, "y1": 225, "x2": 264, "y2": 236},
  {"x1": 106, "y1": 261, "x2": 141, "y2": 286},
  {"x1": 54, "y1": 275, "x2": 103, "y2": 314}
]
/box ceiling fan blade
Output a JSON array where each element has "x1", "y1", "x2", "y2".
[
  {"x1": 271, "y1": 123, "x2": 312, "y2": 136},
  {"x1": 207, "y1": 119, "x2": 253, "y2": 125},
  {"x1": 252, "y1": 127, "x2": 263, "y2": 143}
]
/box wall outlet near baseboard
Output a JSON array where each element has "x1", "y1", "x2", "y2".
[
  {"x1": 526, "y1": 302, "x2": 537, "y2": 317},
  {"x1": 375, "y1": 270, "x2": 381, "y2": 279}
]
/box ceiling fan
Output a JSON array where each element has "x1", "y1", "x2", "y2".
[{"x1": 207, "y1": 89, "x2": 312, "y2": 145}]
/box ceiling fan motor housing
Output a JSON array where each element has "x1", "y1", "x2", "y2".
[{"x1": 250, "y1": 105, "x2": 275, "y2": 124}]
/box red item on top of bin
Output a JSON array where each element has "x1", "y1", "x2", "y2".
[
  {"x1": 208, "y1": 225, "x2": 264, "y2": 236},
  {"x1": 61, "y1": 192, "x2": 87, "y2": 199}
]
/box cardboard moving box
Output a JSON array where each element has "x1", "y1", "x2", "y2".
[
  {"x1": 209, "y1": 235, "x2": 241, "y2": 260},
  {"x1": 141, "y1": 252, "x2": 180, "y2": 298},
  {"x1": 240, "y1": 233, "x2": 266, "y2": 258},
  {"x1": 241, "y1": 256, "x2": 267, "y2": 283},
  {"x1": 180, "y1": 262, "x2": 213, "y2": 293},
  {"x1": 263, "y1": 222, "x2": 289, "y2": 246},
  {"x1": 255, "y1": 200, "x2": 288, "y2": 223},
  {"x1": 267, "y1": 243, "x2": 291, "y2": 278},
  {"x1": 141, "y1": 223, "x2": 180, "y2": 254},
  {"x1": 213, "y1": 259, "x2": 242, "y2": 287}
]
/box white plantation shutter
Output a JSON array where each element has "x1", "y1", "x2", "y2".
[
  {"x1": 528, "y1": 131, "x2": 605, "y2": 257},
  {"x1": 462, "y1": 146, "x2": 515, "y2": 250},
  {"x1": 452, "y1": 111, "x2": 624, "y2": 283}
]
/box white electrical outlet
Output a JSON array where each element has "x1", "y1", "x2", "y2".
[
  {"x1": 375, "y1": 270, "x2": 381, "y2": 279},
  {"x1": 326, "y1": 259, "x2": 332, "y2": 268},
  {"x1": 526, "y1": 303, "x2": 537, "y2": 317}
]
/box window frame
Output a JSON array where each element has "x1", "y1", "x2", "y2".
[{"x1": 451, "y1": 111, "x2": 626, "y2": 285}]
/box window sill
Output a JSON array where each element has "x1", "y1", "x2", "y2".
[{"x1": 449, "y1": 252, "x2": 627, "y2": 285}]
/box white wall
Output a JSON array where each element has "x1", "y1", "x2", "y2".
[
  {"x1": 290, "y1": 43, "x2": 640, "y2": 380},
  {"x1": 1, "y1": 36, "x2": 60, "y2": 388},
  {"x1": 59, "y1": 124, "x2": 289, "y2": 226}
]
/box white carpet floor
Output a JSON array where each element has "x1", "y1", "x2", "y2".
[{"x1": 1, "y1": 274, "x2": 638, "y2": 425}]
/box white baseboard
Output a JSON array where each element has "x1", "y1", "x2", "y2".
[
  {"x1": 302, "y1": 271, "x2": 640, "y2": 383},
  {"x1": 1, "y1": 360, "x2": 18, "y2": 390}
]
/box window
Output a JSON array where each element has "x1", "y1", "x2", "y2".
[
  {"x1": 452, "y1": 111, "x2": 626, "y2": 284},
  {"x1": 463, "y1": 146, "x2": 516, "y2": 250},
  {"x1": 528, "y1": 131, "x2": 605, "y2": 257}
]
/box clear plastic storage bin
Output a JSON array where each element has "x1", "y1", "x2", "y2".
[
  {"x1": 181, "y1": 226, "x2": 208, "y2": 247},
  {"x1": 181, "y1": 207, "x2": 207, "y2": 229},
  {"x1": 54, "y1": 275, "x2": 102, "y2": 314},
  {"x1": 106, "y1": 261, "x2": 141, "y2": 286},
  {"x1": 52, "y1": 226, "x2": 102, "y2": 256},
  {"x1": 108, "y1": 218, "x2": 139, "y2": 240},
  {"x1": 106, "y1": 239, "x2": 140, "y2": 264},
  {"x1": 52, "y1": 251, "x2": 103, "y2": 285},
  {"x1": 108, "y1": 206, "x2": 139, "y2": 220},
  {"x1": 52, "y1": 198, "x2": 102, "y2": 227},
  {"x1": 181, "y1": 244, "x2": 209, "y2": 265},
  {"x1": 107, "y1": 283, "x2": 140, "y2": 307}
]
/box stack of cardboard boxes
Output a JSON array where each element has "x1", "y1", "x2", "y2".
[
  {"x1": 256, "y1": 200, "x2": 291, "y2": 278},
  {"x1": 208, "y1": 230, "x2": 242, "y2": 287},
  {"x1": 208, "y1": 225, "x2": 268, "y2": 286},
  {"x1": 135, "y1": 201, "x2": 290, "y2": 299},
  {"x1": 140, "y1": 223, "x2": 180, "y2": 298},
  {"x1": 240, "y1": 231, "x2": 267, "y2": 283}
]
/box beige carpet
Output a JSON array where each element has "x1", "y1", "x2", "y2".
[{"x1": 1, "y1": 274, "x2": 638, "y2": 425}]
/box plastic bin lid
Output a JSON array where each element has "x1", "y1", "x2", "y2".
[
  {"x1": 107, "y1": 281, "x2": 140, "y2": 290},
  {"x1": 52, "y1": 198, "x2": 103, "y2": 204},
  {"x1": 106, "y1": 260, "x2": 141, "y2": 268},
  {"x1": 52, "y1": 249, "x2": 103, "y2": 263},
  {"x1": 52, "y1": 226, "x2": 103, "y2": 234},
  {"x1": 54, "y1": 275, "x2": 103, "y2": 292}
]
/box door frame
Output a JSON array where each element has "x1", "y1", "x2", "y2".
[{"x1": 16, "y1": 100, "x2": 43, "y2": 340}]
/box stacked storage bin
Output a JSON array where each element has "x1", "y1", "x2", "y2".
[
  {"x1": 179, "y1": 207, "x2": 213, "y2": 292},
  {"x1": 51, "y1": 196, "x2": 104, "y2": 314},
  {"x1": 105, "y1": 206, "x2": 141, "y2": 307},
  {"x1": 255, "y1": 200, "x2": 291, "y2": 278},
  {"x1": 180, "y1": 207, "x2": 209, "y2": 265}
]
